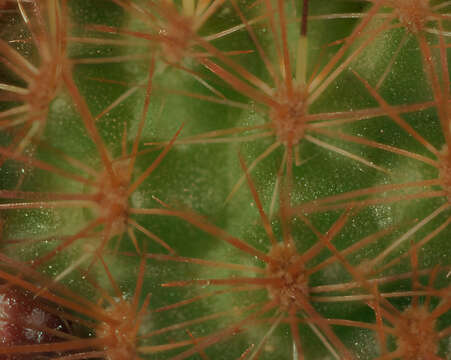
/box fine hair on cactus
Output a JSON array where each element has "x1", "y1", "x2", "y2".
[{"x1": 0, "y1": 0, "x2": 450, "y2": 359}]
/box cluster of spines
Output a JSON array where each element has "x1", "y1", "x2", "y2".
[{"x1": 0, "y1": 0, "x2": 450, "y2": 359}]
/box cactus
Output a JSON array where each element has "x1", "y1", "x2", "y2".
[{"x1": 0, "y1": 0, "x2": 450, "y2": 359}]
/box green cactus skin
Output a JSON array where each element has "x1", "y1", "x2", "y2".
[{"x1": 0, "y1": 1, "x2": 450, "y2": 359}]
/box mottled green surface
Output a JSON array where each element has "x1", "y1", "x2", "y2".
[{"x1": 0, "y1": 1, "x2": 450, "y2": 359}]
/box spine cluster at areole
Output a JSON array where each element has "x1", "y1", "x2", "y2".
[{"x1": 0, "y1": 1, "x2": 450, "y2": 359}]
